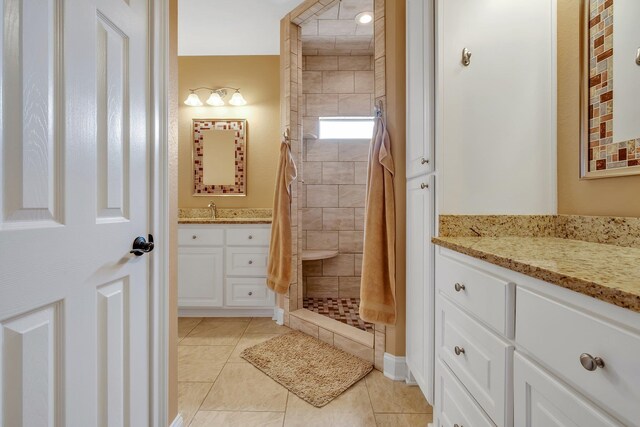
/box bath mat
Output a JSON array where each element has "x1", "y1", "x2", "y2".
[{"x1": 240, "y1": 330, "x2": 373, "y2": 407}]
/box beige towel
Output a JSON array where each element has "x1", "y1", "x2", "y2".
[
  {"x1": 267, "y1": 139, "x2": 298, "y2": 294},
  {"x1": 359, "y1": 117, "x2": 396, "y2": 325}
]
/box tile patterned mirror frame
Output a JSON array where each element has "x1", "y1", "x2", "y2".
[
  {"x1": 581, "y1": 0, "x2": 640, "y2": 178},
  {"x1": 192, "y1": 118, "x2": 247, "y2": 195}
]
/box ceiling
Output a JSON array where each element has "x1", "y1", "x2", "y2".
[
  {"x1": 301, "y1": 0, "x2": 374, "y2": 56},
  {"x1": 178, "y1": 0, "x2": 304, "y2": 56}
]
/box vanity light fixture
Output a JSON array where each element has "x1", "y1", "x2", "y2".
[
  {"x1": 355, "y1": 12, "x2": 373, "y2": 24},
  {"x1": 183, "y1": 87, "x2": 247, "y2": 106}
]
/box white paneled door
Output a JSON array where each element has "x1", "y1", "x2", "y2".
[{"x1": 0, "y1": 0, "x2": 152, "y2": 425}]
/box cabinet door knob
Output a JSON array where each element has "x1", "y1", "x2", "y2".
[
  {"x1": 580, "y1": 353, "x2": 605, "y2": 371},
  {"x1": 420, "y1": 182, "x2": 429, "y2": 189},
  {"x1": 454, "y1": 282, "x2": 466, "y2": 292},
  {"x1": 248, "y1": 260, "x2": 253, "y2": 265},
  {"x1": 421, "y1": 157, "x2": 429, "y2": 165},
  {"x1": 454, "y1": 346, "x2": 465, "y2": 356},
  {"x1": 192, "y1": 235, "x2": 197, "y2": 240},
  {"x1": 248, "y1": 291, "x2": 253, "y2": 296},
  {"x1": 454, "y1": 424, "x2": 463, "y2": 427},
  {"x1": 248, "y1": 235, "x2": 253, "y2": 240}
]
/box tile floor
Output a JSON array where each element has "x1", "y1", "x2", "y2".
[
  {"x1": 178, "y1": 317, "x2": 433, "y2": 427},
  {"x1": 303, "y1": 297, "x2": 375, "y2": 332}
]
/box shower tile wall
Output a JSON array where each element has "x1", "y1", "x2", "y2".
[{"x1": 301, "y1": 54, "x2": 374, "y2": 298}]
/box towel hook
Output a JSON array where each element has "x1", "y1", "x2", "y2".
[{"x1": 375, "y1": 99, "x2": 384, "y2": 118}]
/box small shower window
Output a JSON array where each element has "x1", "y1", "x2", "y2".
[{"x1": 318, "y1": 117, "x2": 375, "y2": 140}]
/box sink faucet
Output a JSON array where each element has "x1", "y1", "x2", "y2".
[{"x1": 207, "y1": 201, "x2": 217, "y2": 219}]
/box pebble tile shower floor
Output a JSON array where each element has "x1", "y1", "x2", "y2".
[{"x1": 302, "y1": 297, "x2": 375, "y2": 333}]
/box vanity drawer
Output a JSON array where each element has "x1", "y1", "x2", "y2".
[
  {"x1": 516, "y1": 287, "x2": 640, "y2": 425},
  {"x1": 437, "y1": 295, "x2": 512, "y2": 427},
  {"x1": 226, "y1": 228, "x2": 270, "y2": 246},
  {"x1": 435, "y1": 359, "x2": 496, "y2": 427},
  {"x1": 225, "y1": 278, "x2": 275, "y2": 307},
  {"x1": 436, "y1": 250, "x2": 515, "y2": 337},
  {"x1": 178, "y1": 226, "x2": 224, "y2": 246},
  {"x1": 225, "y1": 247, "x2": 269, "y2": 277}
]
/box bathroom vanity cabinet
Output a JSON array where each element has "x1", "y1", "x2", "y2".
[
  {"x1": 177, "y1": 224, "x2": 275, "y2": 316},
  {"x1": 434, "y1": 247, "x2": 640, "y2": 427}
]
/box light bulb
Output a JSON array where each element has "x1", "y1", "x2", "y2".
[
  {"x1": 356, "y1": 12, "x2": 373, "y2": 24},
  {"x1": 206, "y1": 91, "x2": 225, "y2": 106},
  {"x1": 229, "y1": 91, "x2": 247, "y2": 106},
  {"x1": 184, "y1": 92, "x2": 203, "y2": 106}
]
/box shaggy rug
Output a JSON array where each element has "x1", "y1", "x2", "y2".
[{"x1": 241, "y1": 330, "x2": 373, "y2": 407}]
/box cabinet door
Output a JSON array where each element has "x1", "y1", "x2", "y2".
[
  {"x1": 178, "y1": 247, "x2": 224, "y2": 308},
  {"x1": 438, "y1": 0, "x2": 556, "y2": 214},
  {"x1": 406, "y1": 0, "x2": 435, "y2": 178},
  {"x1": 406, "y1": 174, "x2": 435, "y2": 403},
  {"x1": 514, "y1": 352, "x2": 623, "y2": 427}
]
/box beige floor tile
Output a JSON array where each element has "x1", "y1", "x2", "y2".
[
  {"x1": 200, "y1": 363, "x2": 288, "y2": 412},
  {"x1": 283, "y1": 382, "x2": 376, "y2": 427},
  {"x1": 374, "y1": 413, "x2": 433, "y2": 427},
  {"x1": 178, "y1": 317, "x2": 202, "y2": 339},
  {"x1": 178, "y1": 345, "x2": 233, "y2": 382},
  {"x1": 180, "y1": 319, "x2": 249, "y2": 346},
  {"x1": 227, "y1": 333, "x2": 279, "y2": 363},
  {"x1": 244, "y1": 317, "x2": 291, "y2": 335},
  {"x1": 177, "y1": 382, "x2": 212, "y2": 427},
  {"x1": 365, "y1": 370, "x2": 432, "y2": 414},
  {"x1": 190, "y1": 411, "x2": 285, "y2": 427}
]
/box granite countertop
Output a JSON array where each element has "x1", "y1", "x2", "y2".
[
  {"x1": 178, "y1": 207, "x2": 272, "y2": 225},
  {"x1": 432, "y1": 235, "x2": 640, "y2": 313},
  {"x1": 178, "y1": 217, "x2": 272, "y2": 224}
]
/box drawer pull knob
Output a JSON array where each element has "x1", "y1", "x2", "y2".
[
  {"x1": 421, "y1": 157, "x2": 429, "y2": 165},
  {"x1": 192, "y1": 235, "x2": 197, "y2": 240},
  {"x1": 580, "y1": 353, "x2": 605, "y2": 371},
  {"x1": 454, "y1": 424, "x2": 463, "y2": 427},
  {"x1": 454, "y1": 346, "x2": 465, "y2": 356},
  {"x1": 420, "y1": 182, "x2": 429, "y2": 189},
  {"x1": 248, "y1": 235, "x2": 253, "y2": 240},
  {"x1": 248, "y1": 291, "x2": 253, "y2": 296},
  {"x1": 248, "y1": 260, "x2": 253, "y2": 265},
  {"x1": 454, "y1": 282, "x2": 466, "y2": 292}
]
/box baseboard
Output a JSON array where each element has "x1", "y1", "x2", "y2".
[
  {"x1": 383, "y1": 353, "x2": 409, "y2": 381},
  {"x1": 273, "y1": 307, "x2": 284, "y2": 325},
  {"x1": 178, "y1": 308, "x2": 274, "y2": 317},
  {"x1": 169, "y1": 414, "x2": 184, "y2": 427}
]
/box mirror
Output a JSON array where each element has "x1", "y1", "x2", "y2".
[
  {"x1": 193, "y1": 119, "x2": 247, "y2": 195},
  {"x1": 581, "y1": 0, "x2": 640, "y2": 178}
]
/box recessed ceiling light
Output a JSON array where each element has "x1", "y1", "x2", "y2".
[{"x1": 356, "y1": 12, "x2": 373, "y2": 24}]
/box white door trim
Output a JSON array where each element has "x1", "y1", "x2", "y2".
[{"x1": 149, "y1": 0, "x2": 170, "y2": 425}]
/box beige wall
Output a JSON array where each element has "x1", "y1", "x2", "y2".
[
  {"x1": 384, "y1": 0, "x2": 407, "y2": 356},
  {"x1": 557, "y1": 0, "x2": 640, "y2": 217},
  {"x1": 178, "y1": 56, "x2": 281, "y2": 209}
]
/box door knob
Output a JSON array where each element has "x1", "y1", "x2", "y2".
[
  {"x1": 131, "y1": 234, "x2": 154, "y2": 256},
  {"x1": 421, "y1": 157, "x2": 429, "y2": 165},
  {"x1": 454, "y1": 346, "x2": 465, "y2": 356},
  {"x1": 454, "y1": 282, "x2": 466, "y2": 292},
  {"x1": 421, "y1": 183, "x2": 429, "y2": 189}
]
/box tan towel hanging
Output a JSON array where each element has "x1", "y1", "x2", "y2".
[
  {"x1": 359, "y1": 116, "x2": 396, "y2": 325},
  {"x1": 267, "y1": 135, "x2": 298, "y2": 294}
]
